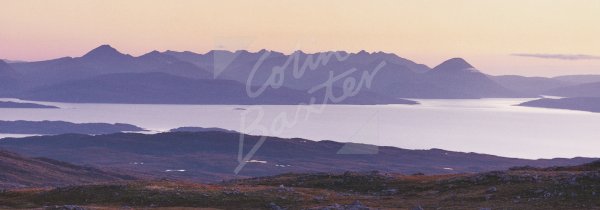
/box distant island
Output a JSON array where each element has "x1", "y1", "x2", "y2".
[
  {"x1": 169, "y1": 126, "x2": 238, "y2": 133},
  {"x1": 0, "y1": 101, "x2": 58, "y2": 109},
  {"x1": 518, "y1": 97, "x2": 600, "y2": 113},
  {"x1": 0, "y1": 120, "x2": 145, "y2": 135}
]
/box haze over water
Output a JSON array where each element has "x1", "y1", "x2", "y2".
[{"x1": 1, "y1": 98, "x2": 598, "y2": 159}]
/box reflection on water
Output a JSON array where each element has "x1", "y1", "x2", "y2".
[{"x1": 1, "y1": 98, "x2": 599, "y2": 159}]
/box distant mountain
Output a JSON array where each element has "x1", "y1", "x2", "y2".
[
  {"x1": 20, "y1": 72, "x2": 414, "y2": 105},
  {"x1": 0, "y1": 120, "x2": 145, "y2": 135},
  {"x1": 4, "y1": 45, "x2": 549, "y2": 102},
  {"x1": 0, "y1": 132, "x2": 593, "y2": 182},
  {"x1": 492, "y1": 75, "x2": 572, "y2": 95},
  {"x1": 0, "y1": 60, "x2": 20, "y2": 93},
  {"x1": 518, "y1": 97, "x2": 600, "y2": 113},
  {"x1": 424, "y1": 58, "x2": 527, "y2": 98},
  {"x1": 553, "y1": 75, "x2": 600, "y2": 85},
  {"x1": 165, "y1": 50, "x2": 430, "y2": 91},
  {"x1": 0, "y1": 150, "x2": 135, "y2": 189},
  {"x1": 166, "y1": 50, "x2": 525, "y2": 99},
  {"x1": 10, "y1": 45, "x2": 211, "y2": 87},
  {"x1": 544, "y1": 82, "x2": 600, "y2": 97}
]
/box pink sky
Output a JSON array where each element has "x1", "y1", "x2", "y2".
[{"x1": 1, "y1": 0, "x2": 599, "y2": 76}]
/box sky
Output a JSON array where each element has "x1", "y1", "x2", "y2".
[{"x1": 1, "y1": 0, "x2": 599, "y2": 76}]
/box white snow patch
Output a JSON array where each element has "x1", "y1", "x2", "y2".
[
  {"x1": 165, "y1": 169, "x2": 187, "y2": 172},
  {"x1": 245, "y1": 160, "x2": 267, "y2": 164}
]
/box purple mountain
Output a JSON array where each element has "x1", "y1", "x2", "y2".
[
  {"x1": 0, "y1": 60, "x2": 20, "y2": 92},
  {"x1": 10, "y1": 45, "x2": 211, "y2": 87},
  {"x1": 424, "y1": 58, "x2": 525, "y2": 98},
  {"x1": 3, "y1": 45, "x2": 544, "y2": 104}
]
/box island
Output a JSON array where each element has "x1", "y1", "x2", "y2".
[
  {"x1": 0, "y1": 120, "x2": 145, "y2": 135},
  {"x1": 518, "y1": 97, "x2": 600, "y2": 113},
  {"x1": 0, "y1": 101, "x2": 59, "y2": 109},
  {"x1": 169, "y1": 126, "x2": 237, "y2": 133}
]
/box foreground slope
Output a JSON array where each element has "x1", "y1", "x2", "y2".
[
  {"x1": 2, "y1": 161, "x2": 600, "y2": 209},
  {"x1": 0, "y1": 150, "x2": 135, "y2": 189}
]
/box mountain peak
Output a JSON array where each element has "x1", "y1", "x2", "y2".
[
  {"x1": 0, "y1": 59, "x2": 19, "y2": 78},
  {"x1": 82, "y1": 45, "x2": 128, "y2": 59},
  {"x1": 0, "y1": 59, "x2": 14, "y2": 71},
  {"x1": 433, "y1": 58, "x2": 476, "y2": 72},
  {"x1": 140, "y1": 50, "x2": 162, "y2": 57}
]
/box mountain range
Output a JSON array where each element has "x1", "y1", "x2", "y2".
[{"x1": 2, "y1": 45, "x2": 600, "y2": 104}]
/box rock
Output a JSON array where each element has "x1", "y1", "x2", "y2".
[
  {"x1": 382, "y1": 188, "x2": 398, "y2": 195},
  {"x1": 269, "y1": 202, "x2": 284, "y2": 210},
  {"x1": 277, "y1": 184, "x2": 294, "y2": 192},
  {"x1": 44, "y1": 205, "x2": 86, "y2": 210},
  {"x1": 486, "y1": 186, "x2": 498, "y2": 193},
  {"x1": 411, "y1": 205, "x2": 424, "y2": 210},
  {"x1": 345, "y1": 200, "x2": 370, "y2": 210},
  {"x1": 485, "y1": 194, "x2": 494, "y2": 201},
  {"x1": 313, "y1": 195, "x2": 326, "y2": 202}
]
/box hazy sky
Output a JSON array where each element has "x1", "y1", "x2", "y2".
[{"x1": 1, "y1": 0, "x2": 599, "y2": 76}]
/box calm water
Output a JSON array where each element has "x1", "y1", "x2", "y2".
[{"x1": 1, "y1": 98, "x2": 599, "y2": 159}]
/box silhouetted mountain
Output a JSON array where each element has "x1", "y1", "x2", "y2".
[
  {"x1": 0, "y1": 60, "x2": 20, "y2": 93},
  {"x1": 425, "y1": 58, "x2": 527, "y2": 98},
  {"x1": 0, "y1": 150, "x2": 135, "y2": 189},
  {"x1": 81, "y1": 44, "x2": 133, "y2": 61},
  {"x1": 10, "y1": 45, "x2": 211, "y2": 87},
  {"x1": 492, "y1": 75, "x2": 572, "y2": 95},
  {"x1": 0, "y1": 101, "x2": 58, "y2": 108},
  {"x1": 545, "y1": 82, "x2": 600, "y2": 97},
  {"x1": 20, "y1": 72, "x2": 414, "y2": 105},
  {"x1": 6, "y1": 46, "x2": 538, "y2": 102},
  {"x1": 0, "y1": 132, "x2": 593, "y2": 182},
  {"x1": 553, "y1": 75, "x2": 600, "y2": 85},
  {"x1": 0, "y1": 120, "x2": 145, "y2": 135},
  {"x1": 166, "y1": 50, "x2": 430, "y2": 89},
  {"x1": 432, "y1": 58, "x2": 475, "y2": 73},
  {"x1": 166, "y1": 50, "x2": 525, "y2": 99},
  {"x1": 519, "y1": 97, "x2": 600, "y2": 113}
]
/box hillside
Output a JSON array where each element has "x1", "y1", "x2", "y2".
[
  {"x1": 545, "y1": 82, "x2": 600, "y2": 98},
  {"x1": 0, "y1": 131, "x2": 593, "y2": 182},
  {"x1": 0, "y1": 150, "x2": 135, "y2": 189},
  {"x1": 1, "y1": 161, "x2": 599, "y2": 209},
  {"x1": 492, "y1": 75, "x2": 572, "y2": 95}
]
